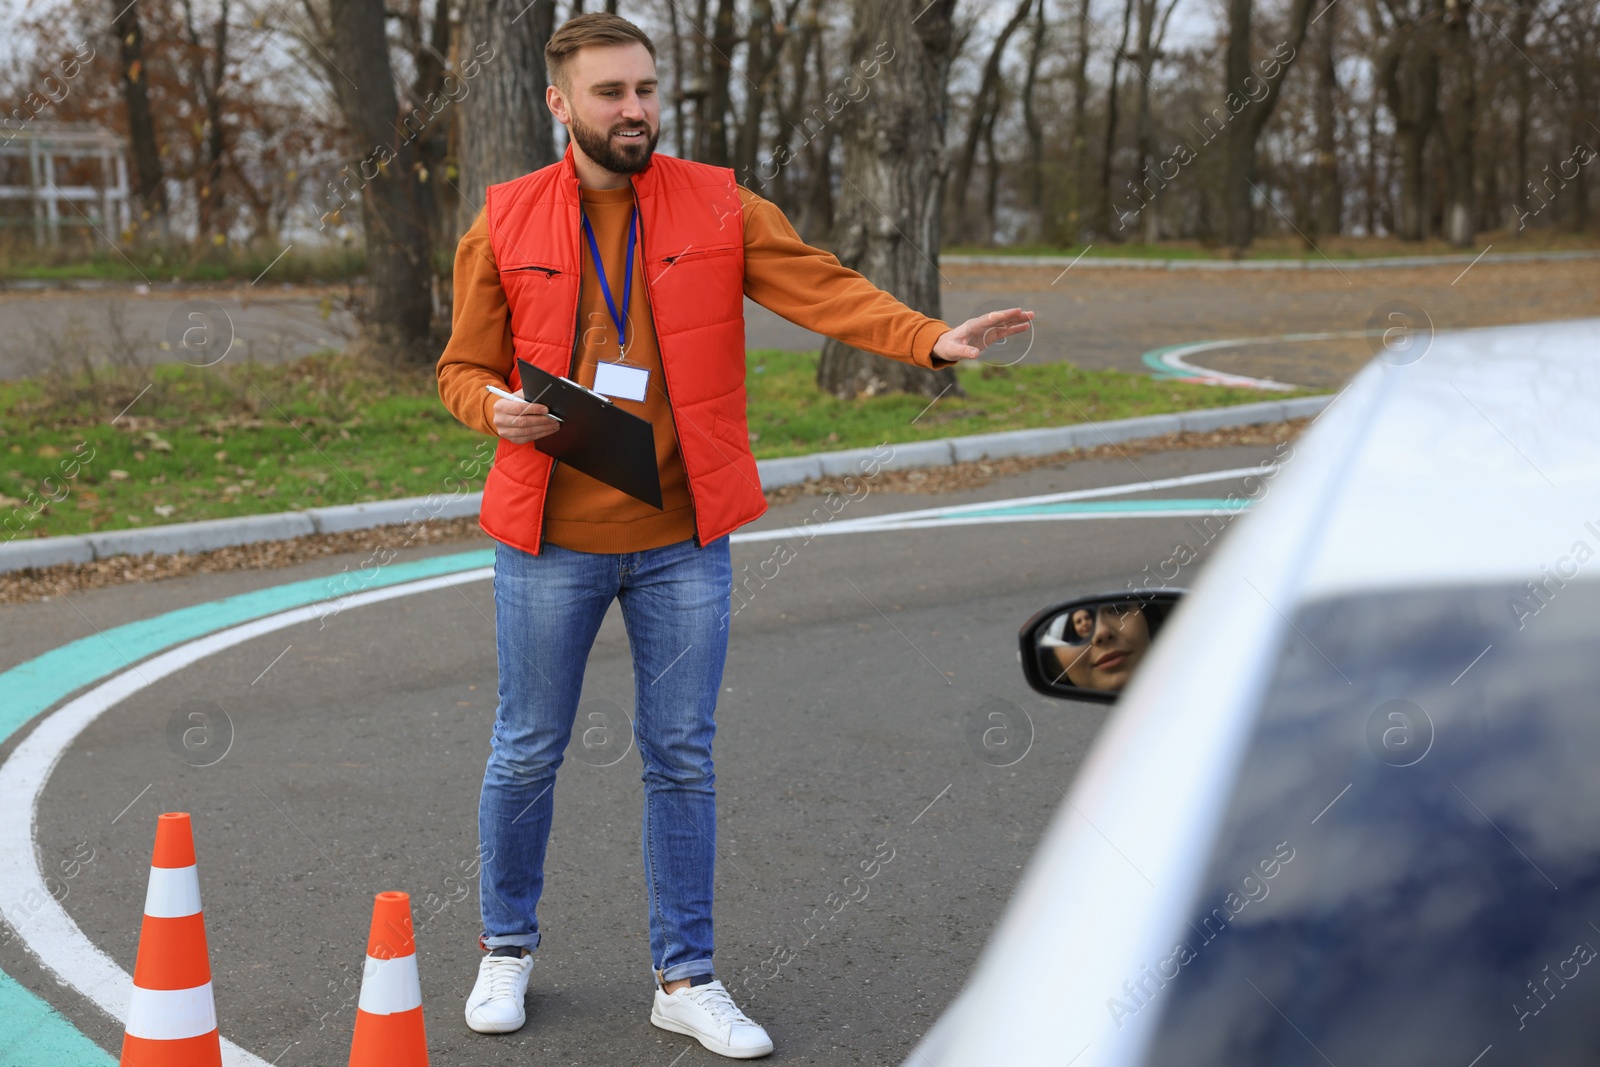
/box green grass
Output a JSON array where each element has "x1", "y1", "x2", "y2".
[
  {"x1": 743, "y1": 351, "x2": 1296, "y2": 456},
  {"x1": 942, "y1": 232, "x2": 1600, "y2": 261},
  {"x1": 0, "y1": 349, "x2": 1313, "y2": 540},
  {"x1": 0, "y1": 240, "x2": 365, "y2": 285},
  {"x1": 942, "y1": 243, "x2": 1210, "y2": 260}
]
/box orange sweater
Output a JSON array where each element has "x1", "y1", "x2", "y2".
[{"x1": 437, "y1": 181, "x2": 952, "y2": 554}]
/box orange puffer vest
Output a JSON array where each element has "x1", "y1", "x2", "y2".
[{"x1": 479, "y1": 144, "x2": 766, "y2": 555}]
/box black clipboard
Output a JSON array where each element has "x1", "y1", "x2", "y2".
[{"x1": 516, "y1": 358, "x2": 663, "y2": 509}]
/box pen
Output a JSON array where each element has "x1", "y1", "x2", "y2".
[{"x1": 485, "y1": 384, "x2": 562, "y2": 422}]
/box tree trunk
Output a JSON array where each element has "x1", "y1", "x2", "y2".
[
  {"x1": 1134, "y1": 0, "x2": 1159, "y2": 242},
  {"x1": 762, "y1": 0, "x2": 815, "y2": 212},
  {"x1": 1071, "y1": 0, "x2": 1090, "y2": 240},
  {"x1": 1220, "y1": 0, "x2": 1316, "y2": 249},
  {"x1": 1219, "y1": 0, "x2": 1255, "y2": 248},
  {"x1": 794, "y1": 16, "x2": 835, "y2": 243},
  {"x1": 111, "y1": 0, "x2": 168, "y2": 235},
  {"x1": 1021, "y1": 0, "x2": 1047, "y2": 226},
  {"x1": 1096, "y1": 0, "x2": 1135, "y2": 238},
  {"x1": 1313, "y1": 0, "x2": 1342, "y2": 236},
  {"x1": 1438, "y1": 0, "x2": 1475, "y2": 247},
  {"x1": 817, "y1": 0, "x2": 960, "y2": 400},
  {"x1": 1508, "y1": 0, "x2": 1532, "y2": 231},
  {"x1": 983, "y1": 106, "x2": 1003, "y2": 237},
  {"x1": 327, "y1": 0, "x2": 436, "y2": 364},
  {"x1": 458, "y1": 0, "x2": 558, "y2": 235},
  {"x1": 667, "y1": 0, "x2": 689, "y2": 158},
  {"x1": 406, "y1": 0, "x2": 457, "y2": 257},
  {"x1": 702, "y1": 0, "x2": 737, "y2": 165},
  {"x1": 180, "y1": 0, "x2": 230, "y2": 241},
  {"x1": 1380, "y1": 24, "x2": 1438, "y2": 242},
  {"x1": 734, "y1": 0, "x2": 777, "y2": 180}
]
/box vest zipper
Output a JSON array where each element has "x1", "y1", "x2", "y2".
[
  {"x1": 509, "y1": 264, "x2": 562, "y2": 277},
  {"x1": 661, "y1": 247, "x2": 735, "y2": 265},
  {"x1": 632, "y1": 184, "x2": 701, "y2": 548},
  {"x1": 533, "y1": 240, "x2": 584, "y2": 555}
]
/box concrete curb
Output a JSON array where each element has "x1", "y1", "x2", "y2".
[
  {"x1": 944, "y1": 248, "x2": 1600, "y2": 272},
  {"x1": 0, "y1": 397, "x2": 1331, "y2": 574}
]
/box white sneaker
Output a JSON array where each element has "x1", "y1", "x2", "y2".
[
  {"x1": 650, "y1": 979, "x2": 774, "y2": 1059},
  {"x1": 464, "y1": 951, "x2": 534, "y2": 1033}
]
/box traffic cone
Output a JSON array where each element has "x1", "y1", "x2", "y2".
[
  {"x1": 120, "y1": 812, "x2": 222, "y2": 1067},
  {"x1": 349, "y1": 891, "x2": 428, "y2": 1066}
]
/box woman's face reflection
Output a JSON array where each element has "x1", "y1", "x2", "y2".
[
  {"x1": 1054, "y1": 602, "x2": 1152, "y2": 692},
  {"x1": 1070, "y1": 608, "x2": 1095, "y2": 639}
]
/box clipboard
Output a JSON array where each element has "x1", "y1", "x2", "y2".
[{"x1": 516, "y1": 358, "x2": 663, "y2": 509}]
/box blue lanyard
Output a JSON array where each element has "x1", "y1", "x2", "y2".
[{"x1": 581, "y1": 208, "x2": 637, "y2": 359}]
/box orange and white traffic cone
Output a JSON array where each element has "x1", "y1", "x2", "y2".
[
  {"x1": 120, "y1": 812, "x2": 222, "y2": 1067},
  {"x1": 349, "y1": 891, "x2": 428, "y2": 1066}
]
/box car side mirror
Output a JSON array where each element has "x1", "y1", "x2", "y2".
[{"x1": 1018, "y1": 591, "x2": 1185, "y2": 703}]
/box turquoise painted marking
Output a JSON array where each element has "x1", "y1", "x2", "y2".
[
  {"x1": 0, "y1": 549, "x2": 494, "y2": 746},
  {"x1": 0, "y1": 547, "x2": 493, "y2": 1065},
  {"x1": 0, "y1": 972, "x2": 117, "y2": 1064},
  {"x1": 1143, "y1": 343, "x2": 1199, "y2": 378},
  {"x1": 952, "y1": 497, "x2": 1249, "y2": 519}
]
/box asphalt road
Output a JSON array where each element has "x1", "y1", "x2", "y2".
[
  {"x1": 6, "y1": 257, "x2": 1596, "y2": 388},
  {"x1": 1, "y1": 442, "x2": 1278, "y2": 1065}
]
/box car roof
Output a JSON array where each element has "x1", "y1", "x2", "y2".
[
  {"x1": 906, "y1": 317, "x2": 1600, "y2": 1067},
  {"x1": 1302, "y1": 316, "x2": 1600, "y2": 600}
]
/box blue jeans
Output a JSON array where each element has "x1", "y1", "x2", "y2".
[{"x1": 479, "y1": 537, "x2": 731, "y2": 983}]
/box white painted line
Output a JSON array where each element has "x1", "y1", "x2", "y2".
[
  {"x1": 0, "y1": 567, "x2": 491, "y2": 1067},
  {"x1": 734, "y1": 466, "x2": 1269, "y2": 544}
]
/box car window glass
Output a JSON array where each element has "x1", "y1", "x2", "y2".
[{"x1": 1137, "y1": 580, "x2": 1600, "y2": 1066}]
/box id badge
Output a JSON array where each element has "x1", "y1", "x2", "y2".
[{"x1": 593, "y1": 361, "x2": 650, "y2": 402}]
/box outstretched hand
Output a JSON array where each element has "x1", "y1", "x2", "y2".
[{"x1": 932, "y1": 307, "x2": 1035, "y2": 362}]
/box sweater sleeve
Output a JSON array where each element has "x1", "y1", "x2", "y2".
[
  {"x1": 436, "y1": 210, "x2": 513, "y2": 438},
  {"x1": 738, "y1": 186, "x2": 954, "y2": 370}
]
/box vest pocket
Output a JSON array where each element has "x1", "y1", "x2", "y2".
[{"x1": 660, "y1": 246, "x2": 740, "y2": 265}]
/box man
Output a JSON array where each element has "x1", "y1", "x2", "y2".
[{"x1": 436, "y1": 12, "x2": 1032, "y2": 1060}]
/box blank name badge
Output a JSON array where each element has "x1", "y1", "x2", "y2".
[{"x1": 593, "y1": 361, "x2": 650, "y2": 402}]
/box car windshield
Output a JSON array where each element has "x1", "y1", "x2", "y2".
[{"x1": 1138, "y1": 579, "x2": 1600, "y2": 1066}]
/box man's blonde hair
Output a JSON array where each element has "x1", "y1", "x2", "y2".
[{"x1": 545, "y1": 13, "x2": 658, "y2": 95}]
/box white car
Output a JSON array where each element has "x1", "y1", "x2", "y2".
[{"x1": 910, "y1": 317, "x2": 1600, "y2": 1066}]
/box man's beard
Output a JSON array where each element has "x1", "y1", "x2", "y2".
[{"x1": 569, "y1": 113, "x2": 659, "y2": 176}]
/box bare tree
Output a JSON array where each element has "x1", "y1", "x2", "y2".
[
  {"x1": 792, "y1": 1, "x2": 838, "y2": 243},
  {"x1": 949, "y1": 0, "x2": 1033, "y2": 243},
  {"x1": 326, "y1": 0, "x2": 435, "y2": 362},
  {"x1": 1096, "y1": 0, "x2": 1135, "y2": 237},
  {"x1": 1021, "y1": 0, "x2": 1049, "y2": 224},
  {"x1": 701, "y1": 0, "x2": 737, "y2": 164},
  {"x1": 1069, "y1": 0, "x2": 1091, "y2": 240},
  {"x1": 1132, "y1": 0, "x2": 1182, "y2": 241},
  {"x1": 1312, "y1": 0, "x2": 1342, "y2": 235},
  {"x1": 1375, "y1": 0, "x2": 1440, "y2": 241},
  {"x1": 816, "y1": 0, "x2": 961, "y2": 399},
  {"x1": 1437, "y1": 0, "x2": 1475, "y2": 245},
  {"x1": 179, "y1": 0, "x2": 229, "y2": 241},
  {"x1": 1219, "y1": 0, "x2": 1317, "y2": 249},
  {"x1": 111, "y1": 0, "x2": 169, "y2": 235},
  {"x1": 1506, "y1": 0, "x2": 1534, "y2": 230},
  {"x1": 733, "y1": 0, "x2": 779, "y2": 180}
]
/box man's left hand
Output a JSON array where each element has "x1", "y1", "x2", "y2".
[{"x1": 932, "y1": 307, "x2": 1035, "y2": 362}]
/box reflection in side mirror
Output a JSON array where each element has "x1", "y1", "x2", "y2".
[{"x1": 1018, "y1": 591, "x2": 1185, "y2": 703}]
